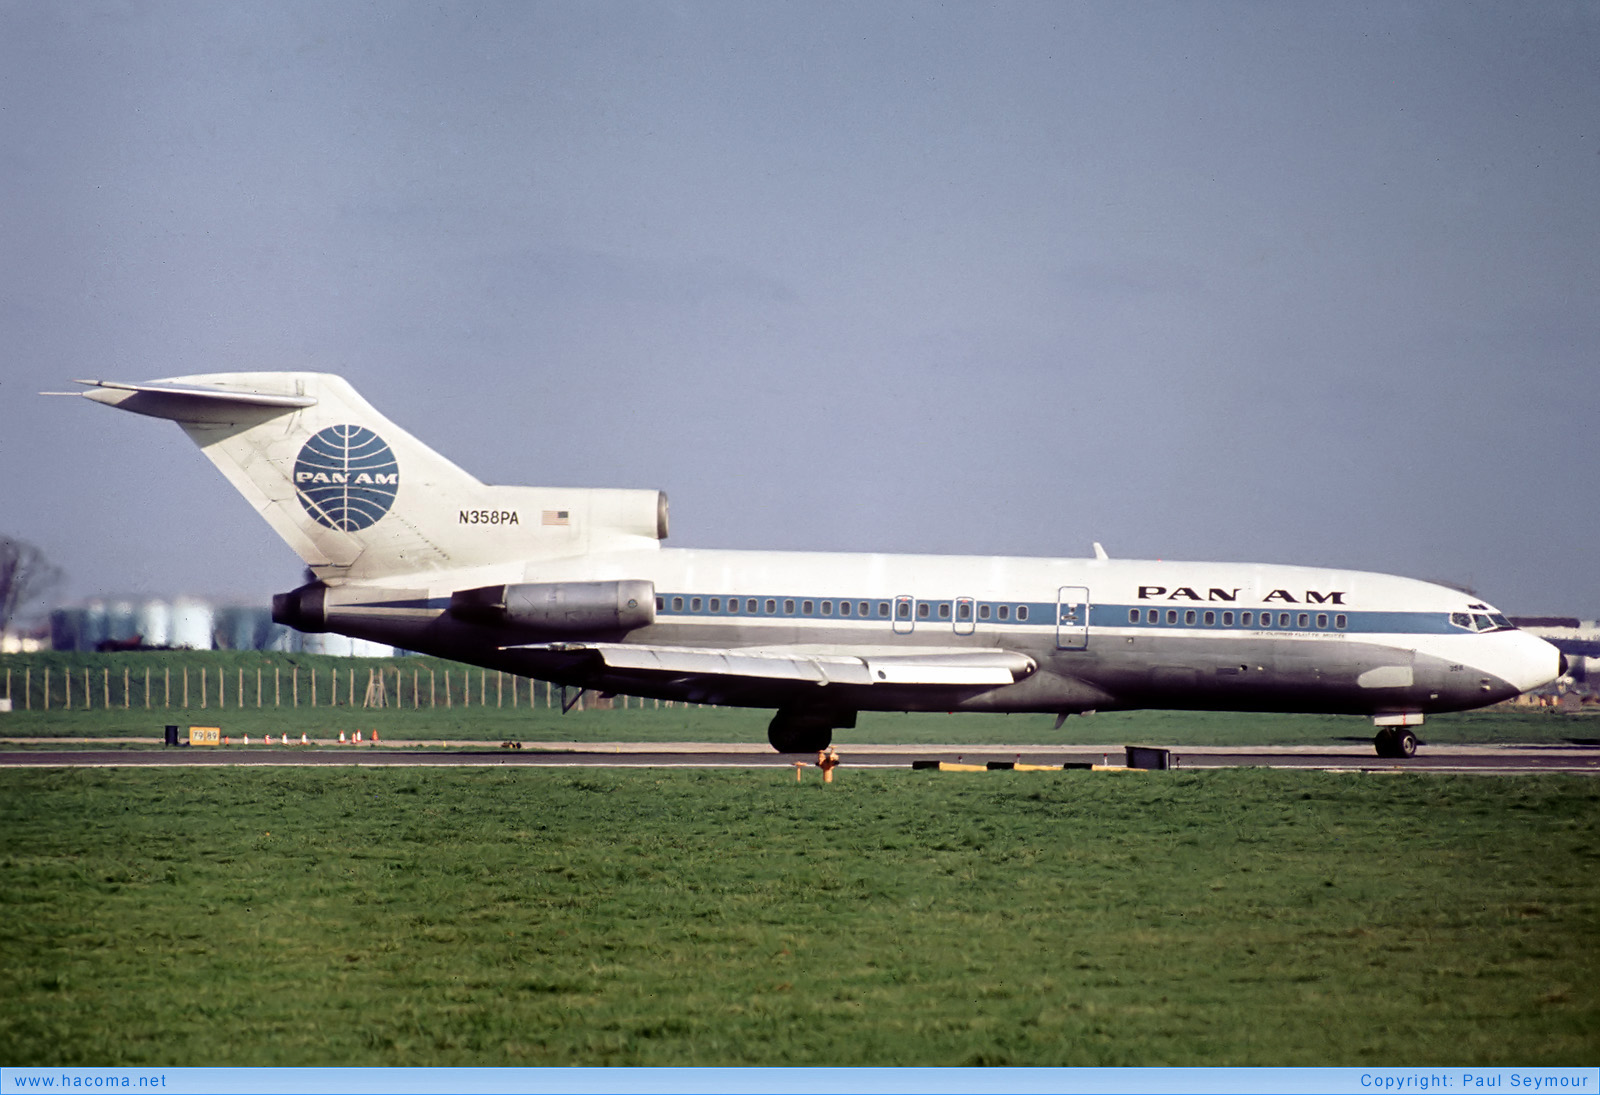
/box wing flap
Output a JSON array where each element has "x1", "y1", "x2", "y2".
[{"x1": 508, "y1": 642, "x2": 1035, "y2": 687}]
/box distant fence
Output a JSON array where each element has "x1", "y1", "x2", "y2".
[{"x1": 0, "y1": 658, "x2": 659, "y2": 712}]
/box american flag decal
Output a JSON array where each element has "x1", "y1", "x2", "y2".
[{"x1": 542, "y1": 510, "x2": 570, "y2": 526}]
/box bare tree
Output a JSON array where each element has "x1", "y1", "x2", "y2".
[{"x1": 0, "y1": 537, "x2": 64, "y2": 632}]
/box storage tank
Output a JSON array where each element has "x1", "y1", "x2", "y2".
[
  {"x1": 169, "y1": 598, "x2": 214, "y2": 650},
  {"x1": 50, "y1": 608, "x2": 86, "y2": 652},
  {"x1": 108, "y1": 601, "x2": 137, "y2": 644},
  {"x1": 136, "y1": 600, "x2": 172, "y2": 648},
  {"x1": 83, "y1": 601, "x2": 109, "y2": 649}
]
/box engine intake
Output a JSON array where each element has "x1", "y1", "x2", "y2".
[{"x1": 450, "y1": 579, "x2": 655, "y2": 634}]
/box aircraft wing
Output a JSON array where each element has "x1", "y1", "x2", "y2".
[{"x1": 507, "y1": 642, "x2": 1036, "y2": 687}]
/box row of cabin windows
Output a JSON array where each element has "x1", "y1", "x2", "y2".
[
  {"x1": 909, "y1": 601, "x2": 1029, "y2": 622},
  {"x1": 656, "y1": 596, "x2": 1030, "y2": 621},
  {"x1": 661, "y1": 596, "x2": 891, "y2": 617},
  {"x1": 1127, "y1": 607, "x2": 1348, "y2": 631}
]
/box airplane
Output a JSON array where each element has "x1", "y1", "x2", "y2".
[{"x1": 54, "y1": 372, "x2": 1565, "y2": 758}]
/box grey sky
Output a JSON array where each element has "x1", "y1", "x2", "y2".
[{"x1": 3, "y1": 1, "x2": 1595, "y2": 620}]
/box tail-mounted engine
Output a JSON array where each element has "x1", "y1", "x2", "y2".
[{"x1": 449, "y1": 580, "x2": 655, "y2": 634}]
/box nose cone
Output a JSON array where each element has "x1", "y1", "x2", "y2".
[{"x1": 1490, "y1": 632, "x2": 1566, "y2": 695}]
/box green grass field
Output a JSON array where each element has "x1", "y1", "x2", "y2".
[
  {"x1": 2, "y1": 766, "x2": 1597, "y2": 1066},
  {"x1": 1, "y1": 650, "x2": 1591, "y2": 746}
]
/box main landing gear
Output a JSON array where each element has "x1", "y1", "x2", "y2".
[
  {"x1": 1373, "y1": 726, "x2": 1418, "y2": 759},
  {"x1": 768, "y1": 708, "x2": 856, "y2": 753}
]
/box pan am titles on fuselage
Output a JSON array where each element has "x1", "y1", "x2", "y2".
[{"x1": 57, "y1": 373, "x2": 1564, "y2": 757}]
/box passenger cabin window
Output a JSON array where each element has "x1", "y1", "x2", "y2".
[
  {"x1": 710, "y1": 598, "x2": 720, "y2": 612},
  {"x1": 764, "y1": 599, "x2": 775, "y2": 614},
  {"x1": 1279, "y1": 613, "x2": 1291, "y2": 628},
  {"x1": 1222, "y1": 611, "x2": 1234, "y2": 626},
  {"x1": 1204, "y1": 610, "x2": 1216, "y2": 626},
  {"x1": 672, "y1": 597, "x2": 683, "y2": 611},
  {"x1": 1129, "y1": 608, "x2": 1140, "y2": 624},
  {"x1": 878, "y1": 602, "x2": 890, "y2": 618},
  {"x1": 958, "y1": 602, "x2": 972, "y2": 621},
  {"x1": 1316, "y1": 613, "x2": 1328, "y2": 629},
  {"x1": 998, "y1": 605, "x2": 1010, "y2": 621},
  {"x1": 1258, "y1": 612, "x2": 1270, "y2": 628},
  {"x1": 1297, "y1": 613, "x2": 1309, "y2": 628},
  {"x1": 1018, "y1": 606, "x2": 1029, "y2": 621},
  {"x1": 1241, "y1": 611, "x2": 1252, "y2": 626},
  {"x1": 1335, "y1": 614, "x2": 1348, "y2": 629},
  {"x1": 860, "y1": 602, "x2": 871, "y2": 617},
  {"x1": 656, "y1": 596, "x2": 664, "y2": 611},
  {"x1": 897, "y1": 601, "x2": 911, "y2": 619},
  {"x1": 1184, "y1": 609, "x2": 1197, "y2": 625},
  {"x1": 840, "y1": 601, "x2": 850, "y2": 616},
  {"x1": 938, "y1": 603, "x2": 951, "y2": 620},
  {"x1": 1147, "y1": 609, "x2": 1158, "y2": 624},
  {"x1": 980, "y1": 605, "x2": 991, "y2": 620},
  {"x1": 917, "y1": 603, "x2": 930, "y2": 619},
  {"x1": 784, "y1": 599, "x2": 795, "y2": 614},
  {"x1": 1166, "y1": 609, "x2": 1177, "y2": 625}
]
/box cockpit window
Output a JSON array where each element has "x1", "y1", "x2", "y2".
[{"x1": 1451, "y1": 610, "x2": 1514, "y2": 633}]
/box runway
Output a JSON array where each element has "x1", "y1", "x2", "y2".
[{"x1": 2, "y1": 740, "x2": 1597, "y2": 774}]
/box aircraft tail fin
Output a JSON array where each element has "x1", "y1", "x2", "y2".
[{"x1": 67, "y1": 373, "x2": 666, "y2": 581}]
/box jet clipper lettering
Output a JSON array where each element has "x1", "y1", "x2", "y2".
[{"x1": 56, "y1": 373, "x2": 1565, "y2": 757}]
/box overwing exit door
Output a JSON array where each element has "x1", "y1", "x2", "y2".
[{"x1": 1056, "y1": 586, "x2": 1090, "y2": 650}]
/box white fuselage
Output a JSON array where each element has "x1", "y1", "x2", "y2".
[{"x1": 324, "y1": 547, "x2": 1562, "y2": 719}]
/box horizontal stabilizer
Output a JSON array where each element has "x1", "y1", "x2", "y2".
[
  {"x1": 508, "y1": 642, "x2": 1036, "y2": 687},
  {"x1": 51, "y1": 379, "x2": 317, "y2": 422}
]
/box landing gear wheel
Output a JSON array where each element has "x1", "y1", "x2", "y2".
[{"x1": 1373, "y1": 728, "x2": 1418, "y2": 758}]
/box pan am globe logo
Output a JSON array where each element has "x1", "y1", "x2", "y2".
[{"x1": 293, "y1": 425, "x2": 400, "y2": 531}]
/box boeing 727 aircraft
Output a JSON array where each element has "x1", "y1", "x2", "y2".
[{"x1": 58, "y1": 373, "x2": 1564, "y2": 757}]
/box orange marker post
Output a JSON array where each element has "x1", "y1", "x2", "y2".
[{"x1": 817, "y1": 748, "x2": 840, "y2": 784}]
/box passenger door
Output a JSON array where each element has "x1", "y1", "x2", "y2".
[{"x1": 1056, "y1": 586, "x2": 1090, "y2": 650}]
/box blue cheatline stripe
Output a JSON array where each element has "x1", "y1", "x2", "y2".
[
  {"x1": 352, "y1": 590, "x2": 1468, "y2": 638},
  {"x1": 651, "y1": 592, "x2": 1465, "y2": 637}
]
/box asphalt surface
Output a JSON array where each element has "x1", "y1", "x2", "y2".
[{"x1": 2, "y1": 740, "x2": 1597, "y2": 774}]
